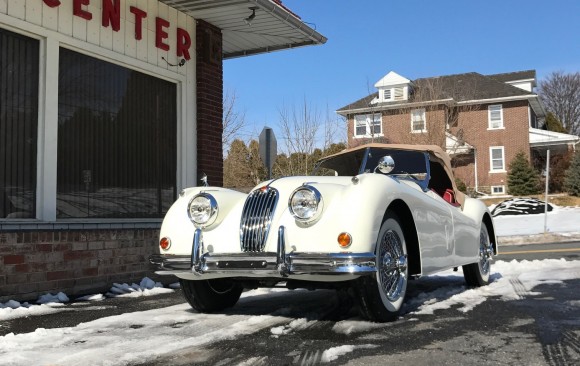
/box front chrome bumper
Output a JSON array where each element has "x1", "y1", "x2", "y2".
[{"x1": 150, "y1": 226, "x2": 376, "y2": 277}]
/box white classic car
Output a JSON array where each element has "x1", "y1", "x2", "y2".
[{"x1": 150, "y1": 144, "x2": 497, "y2": 322}]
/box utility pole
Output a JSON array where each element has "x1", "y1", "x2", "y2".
[{"x1": 543, "y1": 149, "x2": 550, "y2": 234}]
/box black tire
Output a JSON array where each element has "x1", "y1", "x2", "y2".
[
  {"x1": 463, "y1": 221, "x2": 493, "y2": 287},
  {"x1": 356, "y1": 212, "x2": 409, "y2": 322},
  {"x1": 180, "y1": 278, "x2": 243, "y2": 313}
]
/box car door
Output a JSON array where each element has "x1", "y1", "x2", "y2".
[{"x1": 414, "y1": 190, "x2": 456, "y2": 274}]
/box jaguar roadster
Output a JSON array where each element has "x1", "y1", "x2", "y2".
[{"x1": 150, "y1": 144, "x2": 497, "y2": 322}]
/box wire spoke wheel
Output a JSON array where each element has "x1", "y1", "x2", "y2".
[
  {"x1": 478, "y1": 225, "x2": 492, "y2": 276},
  {"x1": 356, "y1": 212, "x2": 409, "y2": 322},
  {"x1": 463, "y1": 221, "x2": 493, "y2": 287},
  {"x1": 378, "y1": 230, "x2": 407, "y2": 302}
]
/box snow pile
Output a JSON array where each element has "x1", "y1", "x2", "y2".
[
  {"x1": 37, "y1": 292, "x2": 69, "y2": 304},
  {"x1": 321, "y1": 344, "x2": 378, "y2": 363},
  {"x1": 493, "y1": 205, "x2": 580, "y2": 236},
  {"x1": 105, "y1": 277, "x2": 173, "y2": 298},
  {"x1": 0, "y1": 277, "x2": 173, "y2": 321},
  {"x1": 491, "y1": 197, "x2": 552, "y2": 216}
]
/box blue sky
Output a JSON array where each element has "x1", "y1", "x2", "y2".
[{"x1": 223, "y1": 0, "x2": 580, "y2": 144}]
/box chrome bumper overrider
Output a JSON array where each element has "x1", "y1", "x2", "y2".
[{"x1": 149, "y1": 226, "x2": 376, "y2": 277}]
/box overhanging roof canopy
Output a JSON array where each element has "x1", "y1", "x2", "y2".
[
  {"x1": 159, "y1": 0, "x2": 327, "y2": 59},
  {"x1": 529, "y1": 128, "x2": 580, "y2": 148}
]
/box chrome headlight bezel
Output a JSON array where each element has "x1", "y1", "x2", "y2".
[
  {"x1": 187, "y1": 193, "x2": 218, "y2": 228},
  {"x1": 288, "y1": 185, "x2": 323, "y2": 223}
]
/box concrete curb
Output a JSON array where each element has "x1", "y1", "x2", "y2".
[{"x1": 498, "y1": 232, "x2": 580, "y2": 246}]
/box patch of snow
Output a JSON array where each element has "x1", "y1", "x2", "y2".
[
  {"x1": 37, "y1": 292, "x2": 69, "y2": 305},
  {"x1": 75, "y1": 294, "x2": 106, "y2": 302},
  {"x1": 409, "y1": 259, "x2": 580, "y2": 316},
  {"x1": 321, "y1": 344, "x2": 378, "y2": 363},
  {"x1": 332, "y1": 320, "x2": 390, "y2": 335},
  {"x1": 1, "y1": 260, "x2": 580, "y2": 365},
  {"x1": 105, "y1": 277, "x2": 172, "y2": 298},
  {"x1": 493, "y1": 206, "x2": 580, "y2": 236},
  {"x1": 0, "y1": 277, "x2": 174, "y2": 321}
]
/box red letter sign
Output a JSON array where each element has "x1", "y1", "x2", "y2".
[
  {"x1": 130, "y1": 6, "x2": 147, "y2": 40},
  {"x1": 176, "y1": 28, "x2": 191, "y2": 60},
  {"x1": 43, "y1": 0, "x2": 61, "y2": 7},
  {"x1": 155, "y1": 17, "x2": 170, "y2": 51},
  {"x1": 73, "y1": 0, "x2": 92, "y2": 21},
  {"x1": 102, "y1": 0, "x2": 121, "y2": 31}
]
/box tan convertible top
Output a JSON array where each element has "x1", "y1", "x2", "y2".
[{"x1": 323, "y1": 143, "x2": 465, "y2": 208}]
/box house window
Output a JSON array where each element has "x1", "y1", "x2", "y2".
[
  {"x1": 491, "y1": 185, "x2": 505, "y2": 195},
  {"x1": 56, "y1": 48, "x2": 177, "y2": 218},
  {"x1": 354, "y1": 113, "x2": 382, "y2": 138},
  {"x1": 0, "y1": 29, "x2": 39, "y2": 219},
  {"x1": 383, "y1": 89, "x2": 391, "y2": 101},
  {"x1": 411, "y1": 108, "x2": 426, "y2": 133},
  {"x1": 488, "y1": 104, "x2": 503, "y2": 129},
  {"x1": 490, "y1": 146, "x2": 505, "y2": 172},
  {"x1": 394, "y1": 87, "x2": 404, "y2": 100}
]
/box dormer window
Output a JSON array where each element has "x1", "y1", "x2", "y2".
[
  {"x1": 375, "y1": 71, "x2": 411, "y2": 102},
  {"x1": 394, "y1": 87, "x2": 404, "y2": 101}
]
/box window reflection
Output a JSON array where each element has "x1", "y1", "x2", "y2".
[
  {"x1": 57, "y1": 48, "x2": 177, "y2": 218},
  {"x1": 0, "y1": 29, "x2": 39, "y2": 219}
]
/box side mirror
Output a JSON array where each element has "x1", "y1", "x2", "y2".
[{"x1": 376, "y1": 155, "x2": 395, "y2": 174}]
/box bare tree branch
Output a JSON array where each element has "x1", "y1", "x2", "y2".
[
  {"x1": 539, "y1": 71, "x2": 580, "y2": 135},
  {"x1": 222, "y1": 89, "x2": 247, "y2": 153}
]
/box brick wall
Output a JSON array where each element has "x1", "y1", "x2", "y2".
[
  {"x1": 196, "y1": 19, "x2": 224, "y2": 187},
  {"x1": 0, "y1": 229, "x2": 164, "y2": 303},
  {"x1": 347, "y1": 107, "x2": 447, "y2": 148},
  {"x1": 451, "y1": 100, "x2": 530, "y2": 190}
]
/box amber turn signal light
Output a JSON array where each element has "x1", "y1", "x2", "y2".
[
  {"x1": 160, "y1": 237, "x2": 171, "y2": 251},
  {"x1": 337, "y1": 232, "x2": 352, "y2": 248}
]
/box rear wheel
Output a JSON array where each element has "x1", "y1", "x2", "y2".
[
  {"x1": 463, "y1": 221, "x2": 493, "y2": 287},
  {"x1": 356, "y1": 212, "x2": 408, "y2": 322},
  {"x1": 180, "y1": 278, "x2": 243, "y2": 313}
]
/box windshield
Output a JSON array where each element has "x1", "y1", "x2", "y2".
[{"x1": 314, "y1": 148, "x2": 428, "y2": 177}]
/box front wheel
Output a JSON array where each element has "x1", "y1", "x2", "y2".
[
  {"x1": 356, "y1": 212, "x2": 408, "y2": 322},
  {"x1": 463, "y1": 221, "x2": 493, "y2": 287},
  {"x1": 180, "y1": 278, "x2": 243, "y2": 313}
]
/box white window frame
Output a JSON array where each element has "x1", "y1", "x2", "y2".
[
  {"x1": 488, "y1": 104, "x2": 504, "y2": 130},
  {"x1": 411, "y1": 108, "x2": 427, "y2": 133},
  {"x1": 491, "y1": 185, "x2": 505, "y2": 195},
  {"x1": 2, "y1": 28, "x2": 190, "y2": 223},
  {"x1": 353, "y1": 113, "x2": 382, "y2": 138},
  {"x1": 489, "y1": 146, "x2": 506, "y2": 173}
]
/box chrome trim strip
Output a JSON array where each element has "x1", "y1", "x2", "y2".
[{"x1": 150, "y1": 251, "x2": 376, "y2": 276}]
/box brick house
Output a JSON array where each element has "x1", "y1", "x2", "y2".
[
  {"x1": 337, "y1": 70, "x2": 579, "y2": 195},
  {"x1": 0, "y1": 0, "x2": 326, "y2": 302}
]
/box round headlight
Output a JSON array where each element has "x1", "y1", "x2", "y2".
[
  {"x1": 289, "y1": 186, "x2": 322, "y2": 222},
  {"x1": 188, "y1": 193, "x2": 218, "y2": 227}
]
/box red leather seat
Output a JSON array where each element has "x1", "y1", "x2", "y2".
[{"x1": 443, "y1": 189, "x2": 460, "y2": 207}]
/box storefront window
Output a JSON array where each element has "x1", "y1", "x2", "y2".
[
  {"x1": 0, "y1": 29, "x2": 39, "y2": 219},
  {"x1": 57, "y1": 48, "x2": 177, "y2": 218}
]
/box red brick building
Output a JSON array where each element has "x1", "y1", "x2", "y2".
[
  {"x1": 0, "y1": 0, "x2": 326, "y2": 302},
  {"x1": 338, "y1": 70, "x2": 579, "y2": 195}
]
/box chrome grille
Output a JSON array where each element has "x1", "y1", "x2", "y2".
[{"x1": 240, "y1": 188, "x2": 278, "y2": 252}]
